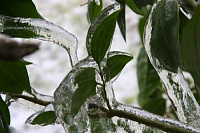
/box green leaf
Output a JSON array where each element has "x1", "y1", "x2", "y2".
[
  {"x1": 180, "y1": 5, "x2": 200, "y2": 94},
  {"x1": 0, "y1": 0, "x2": 42, "y2": 18},
  {"x1": 71, "y1": 67, "x2": 97, "y2": 115},
  {"x1": 0, "y1": 126, "x2": 6, "y2": 133},
  {"x1": 116, "y1": 0, "x2": 126, "y2": 41},
  {"x1": 86, "y1": 4, "x2": 121, "y2": 64},
  {"x1": 138, "y1": 16, "x2": 147, "y2": 43},
  {"x1": 146, "y1": 0, "x2": 181, "y2": 72},
  {"x1": 31, "y1": 111, "x2": 57, "y2": 126},
  {"x1": 87, "y1": 0, "x2": 103, "y2": 24},
  {"x1": 0, "y1": 96, "x2": 10, "y2": 125},
  {"x1": 137, "y1": 47, "x2": 166, "y2": 115},
  {"x1": 105, "y1": 51, "x2": 133, "y2": 81},
  {"x1": 0, "y1": 60, "x2": 31, "y2": 94},
  {"x1": 125, "y1": 0, "x2": 150, "y2": 16},
  {"x1": 134, "y1": 0, "x2": 154, "y2": 9}
]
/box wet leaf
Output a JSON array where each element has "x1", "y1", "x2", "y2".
[
  {"x1": 105, "y1": 51, "x2": 133, "y2": 81},
  {"x1": 86, "y1": 4, "x2": 121, "y2": 64},
  {"x1": 71, "y1": 67, "x2": 97, "y2": 115},
  {"x1": 0, "y1": 96, "x2": 10, "y2": 125},
  {"x1": 134, "y1": 0, "x2": 154, "y2": 9},
  {"x1": 147, "y1": 0, "x2": 181, "y2": 72},
  {"x1": 0, "y1": 60, "x2": 31, "y2": 94},
  {"x1": 87, "y1": 0, "x2": 103, "y2": 24},
  {"x1": 180, "y1": 5, "x2": 200, "y2": 94},
  {"x1": 116, "y1": 0, "x2": 126, "y2": 41},
  {"x1": 30, "y1": 111, "x2": 57, "y2": 126},
  {"x1": 137, "y1": 47, "x2": 165, "y2": 115},
  {"x1": 0, "y1": 0, "x2": 42, "y2": 18}
]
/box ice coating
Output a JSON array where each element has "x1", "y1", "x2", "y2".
[
  {"x1": 144, "y1": 2, "x2": 200, "y2": 126},
  {"x1": 31, "y1": 88, "x2": 54, "y2": 102},
  {"x1": 25, "y1": 104, "x2": 54, "y2": 125},
  {"x1": 53, "y1": 57, "x2": 98, "y2": 132},
  {"x1": 0, "y1": 15, "x2": 78, "y2": 66},
  {"x1": 86, "y1": 3, "x2": 122, "y2": 55}
]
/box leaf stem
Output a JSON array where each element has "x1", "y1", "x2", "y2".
[{"x1": 97, "y1": 64, "x2": 112, "y2": 110}]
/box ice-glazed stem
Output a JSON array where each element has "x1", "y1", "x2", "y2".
[
  {"x1": 144, "y1": 3, "x2": 200, "y2": 127},
  {"x1": 110, "y1": 103, "x2": 200, "y2": 133},
  {"x1": 0, "y1": 15, "x2": 78, "y2": 67}
]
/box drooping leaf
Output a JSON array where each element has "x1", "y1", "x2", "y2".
[
  {"x1": 71, "y1": 67, "x2": 97, "y2": 115},
  {"x1": 116, "y1": 0, "x2": 126, "y2": 41},
  {"x1": 30, "y1": 111, "x2": 57, "y2": 126},
  {"x1": 180, "y1": 5, "x2": 200, "y2": 94},
  {"x1": 137, "y1": 47, "x2": 165, "y2": 115},
  {"x1": 0, "y1": 0, "x2": 42, "y2": 18},
  {"x1": 0, "y1": 60, "x2": 31, "y2": 94},
  {"x1": 0, "y1": 96, "x2": 10, "y2": 125},
  {"x1": 105, "y1": 51, "x2": 133, "y2": 81},
  {"x1": 87, "y1": 0, "x2": 103, "y2": 24},
  {"x1": 86, "y1": 3, "x2": 121, "y2": 64},
  {"x1": 145, "y1": 0, "x2": 181, "y2": 72},
  {"x1": 134, "y1": 0, "x2": 154, "y2": 9}
]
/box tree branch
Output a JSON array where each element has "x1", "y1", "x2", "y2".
[
  {"x1": 89, "y1": 103, "x2": 200, "y2": 133},
  {"x1": 8, "y1": 93, "x2": 52, "y2": 106}
]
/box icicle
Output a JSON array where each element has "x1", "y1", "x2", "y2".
[
  {"x1": 144, "y1": 2, "x2": 200, "y2": 127},
  {"x1": 0, "y1": 15, "x2": 78, "y2": 66}
]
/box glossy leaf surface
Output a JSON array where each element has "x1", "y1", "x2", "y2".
[
  {"x1": 87, "y1": 4, "x2": 121, "y2": 64},
  {"x1": 147, "y1": 0, "x2": 181, "y2": 72},
  {"x1": 0, "y1": 60, "x2": 31, "y2": 94},
  {"x1": 0, "y1": 0, "x2": 42, "y2": 18},
  {"x1": 31, "y1": 111, "x2": 57, "y2": 126},
  {"x1": 87, "y1": 0, "x2": 103, "y2": 24},
  {"x1": 71, "y1": 67, "x2": 97, "y2": 115},
  {"x1": 105, "y1": 51, "x2": 133, "y2": 81},
  {"x1": 137, "y1": 47, "x2": 165, "y2": 115}
]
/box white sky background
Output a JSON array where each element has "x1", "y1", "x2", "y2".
[{"x1": 9, "y1": 0, "x2": 142, "y2": 132}]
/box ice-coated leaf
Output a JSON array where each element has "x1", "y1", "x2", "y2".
[
  {"x1": 0, "y1": 106, "x2": 10, "y2": 133},
  {"x1": 71, "y1": 67, "x2": 97, "y2": 115},
  {"x1": 116, "y1": 0, "x2": 126, "y2": 41},
  {"x1": 134, "y1": 0, "x2": 154, "y2": 9},
  {"x1": 105, "y1": 51, "x2": 133, "y2": 81},
  {"x1": 26, "y1": 104, "x2": 56, "y2": 126},
  {"x1": 87, "y1": 0, "x2": 103, "y2": 24},
  {"x1": 0, "y1": 0, "x2": 42, "y2": 18},
  {"x1": 145, "y1": 0, "x2": 181, "y2": 72},
  {"x1": 30, "y1": 111, "x2": 56, "y2": 126},
  {"x1": 0, "y1": 96, "x2": 10, "y2": 125},
  {"x1": 0, "y1": 15, "x2": 78, "y2": 66},
  {"x1": 0, "y1": 60, "x2": 31, "y2": 94},
  {"x1": 86, "y1": 3, "x2": 121, "y2": 64},
  {"x1": 180, "y1": 5, "x2": 200, "y2": 93},
  {"x1": 137, "y1": 47, "x2": 165, "y2": 115}
]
